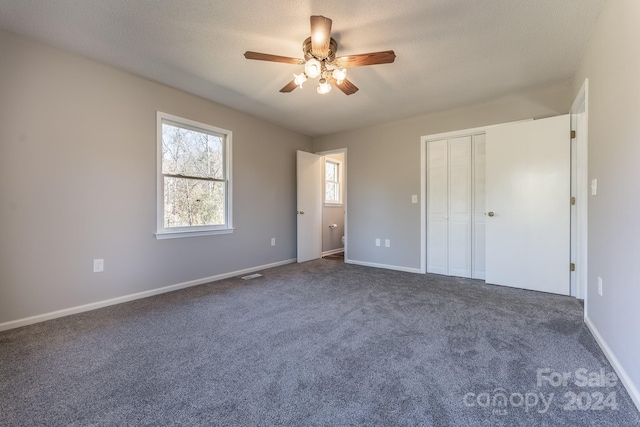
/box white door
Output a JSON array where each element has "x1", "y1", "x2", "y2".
[
  {"x1": 426, "y1": 139, "x2": 448, "y2": 275},
  {"x1": 297, "y1": 150, "x2": 322, "y2": 263},
  {"x1": 472, "y1": 134, "x2": 486, "y2": 280},
  {"x1": 448, "y1": 136, "x2": 472, "y2": 277},
  {"x1": 485, "y1": 115, "x2": 570, "y2": 295},
  {"x1": 426, "y1": 136, "x2": 473, "y2": 278}
]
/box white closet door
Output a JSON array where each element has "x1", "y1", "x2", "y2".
[
  {"x1": 426, "y1": 140, "x2": 448, "y2": 275},
  {"x1": 485, "y1": 115, "x2": 570, "y2": 295},
  {"x1": 448, "y1": 136, "x2": 472, "y2": 278},
  {"x1": 427, "y1": 137, "x2": 473, "y2": 278},
  {"x1": 472, "y1": 134, "x2": 486, "y2": 279}
]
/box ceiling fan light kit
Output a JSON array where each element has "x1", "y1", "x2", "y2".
[
  {"x1": 293, "y1": 72, "x2": 307, "y2": 88},
  {"x1": 317, "y1": 78, "x2": 332, "y2": 94},
  {"x1": 332, "y1": 67, "x2": 347, "y2": 85},
  {"x1": 304, "y1": 58, "x2": 322, "y2": 79},
  {"x1": 244, "y1": 15, "x2": 396, "y2": 95}
]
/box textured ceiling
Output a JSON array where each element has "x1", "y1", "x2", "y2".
[{"x1": 0, "y1": 0, "x2": 606, "y2": 136}]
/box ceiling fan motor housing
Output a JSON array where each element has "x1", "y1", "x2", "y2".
[{"x1": 303, "y1": 37, "x2": 338, "y2": 63}]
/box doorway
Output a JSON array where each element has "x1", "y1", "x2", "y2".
[
  {"x1": 296, "y1": 148, "x2": 347, "y2": 263},
  {"x1": 321, "y1": 151, "x2": 346, "y2": 261}
]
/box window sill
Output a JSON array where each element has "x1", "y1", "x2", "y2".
[
  {"x1": 155, "y1": 228, "x2": 235, "y2": 240},
  {"x1": 324, "y1": 203, "x2": 343, "y2": 207}
]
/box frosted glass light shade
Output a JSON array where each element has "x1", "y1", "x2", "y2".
[
  {"x1": 317, "y1": 79, "x2": 332, "y2": 94},
  {"x1": 304, "y1": 58, "x2": 322, "y2": 78},
  {"x1": 332, "y1": 67, "x2": 347, "y2": 84},
  {"x1": 294, "y1": 73, "x2": 307, "y2": 88}
]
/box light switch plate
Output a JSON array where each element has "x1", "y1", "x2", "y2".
[
  {"x1": 598, "y1": 277, "x2": 603, "y2": 296},
  {"x1": 591, "y1": 179, "x2": 597, "y2": 196},
  {"x1": 93, "y1": 259, "x2": 104, "y2": 273},
  {"x1": 411, "y1": 195, "x2": 418, "y2": 204}
]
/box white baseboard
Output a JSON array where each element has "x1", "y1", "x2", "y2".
[
  {"x1": 0, "y1": 258, "x2": 296, "y2": 332},
  {"x1": 584, "y1": 315, "x2": 640, "y2": 412},
  {"x1": 322, "y1": 248, "x2": 344, "y2": 257},
  {"x1": 345, "y1": 258, "x2": 422, "y2": 274}
]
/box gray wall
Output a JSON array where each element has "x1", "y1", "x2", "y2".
[
  {"x1": 312, "y1": 83, "x2": 571, "y2": 270},
  {"x1": 0, "y1": 30, "x2": 311, "y2": 324},
  {"x1": 322, "y1": 153, "x2": 345, "y2": 253},
  {"x1": 572, "y1": 0, "x2": 640, "y2": 404}
]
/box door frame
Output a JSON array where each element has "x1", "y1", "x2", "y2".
[
  {"x1": 570, "y1": 79, "x2": 589, "y2": 304},
  {"x1": 316, "y1": 148, "x2": 348, "y2": 262}
]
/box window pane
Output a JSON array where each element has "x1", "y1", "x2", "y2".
[
  {"x1": 162, "y1": 122, "x2": 224, "y2": 179},
  {"x1": 325, "y1": 161, "x2": 337, "y2": 182},
  {"x1": 326, "y1": 182, "x2": 339, "y2": 202},
  {"x1": 164, "y1": 177, "x2": 225, "y2": 227}
]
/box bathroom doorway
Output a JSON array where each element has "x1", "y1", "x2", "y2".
[{"x1": 318, "y1": 148, "x2": 347, "y2": 261}]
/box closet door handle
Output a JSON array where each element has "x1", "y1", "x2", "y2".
[{"x1": 487, "y1": 211, "x2": 495, "y2": 217}]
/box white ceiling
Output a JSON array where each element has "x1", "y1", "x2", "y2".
[{"x1": 0, "y1": 0, "x2": 606, "y2": 137}]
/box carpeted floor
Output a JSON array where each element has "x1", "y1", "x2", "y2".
[{"x1": 1, "y1": 260, "x2": 639, "y2": 426}]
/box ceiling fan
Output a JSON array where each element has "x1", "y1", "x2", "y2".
[{"x1": 244, "y1": 15, "x2": 396, "y2": 95}]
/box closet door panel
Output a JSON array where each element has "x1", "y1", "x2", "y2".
[
  {"x1": 448, "y1": 136, "x2": 472, "y2": 278},
  {"x1": 473, "y1": 134, "x2": 486, "y2": 279},
  {"x1": 427, "y1": 140, "x2": 448, "y2": 274}
]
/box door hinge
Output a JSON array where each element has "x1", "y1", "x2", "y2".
[
  {"x1": 571, "y1": 196, "x2": 576, "y2": 206},
  {"x1": 570, "y1": 263, "x2": 576, "y2": 272},
  {"x1": 571, "y1": 130, "x2": 576, "y2": 139}
]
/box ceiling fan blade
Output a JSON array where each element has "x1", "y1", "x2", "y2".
[
  {"x1": 244, "y1": 51, "x2": 304, "y2": 65},
  {"x1": 336, "y1": 50, "x2": 396, "y2": 68},
  {"x1": 279, "y1": 79, "x2": 299, "y2": 93},
  {"x1": 310, "y1": 15, "x2": 332, "y2": 58},
  {"x1": 330, "y1": 77, "x2": 359, "y2": 95}
]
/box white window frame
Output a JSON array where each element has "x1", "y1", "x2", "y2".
[
  {"x1": 155, "y1": 111, "x2": 233, "y2": 239},
  {"x1": 324, "y1": 158, "x2": 343, "y2": 206}
]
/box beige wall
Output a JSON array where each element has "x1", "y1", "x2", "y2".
[
  {"x1": 0, "y1": 30, "x2": 311, "y2": 324},
  {"x1": 571, "y1": 0, "x2": 640, "y2": 406},
  {"x1": 313, "y1": 83, "x2": 571, "y2": 270}
]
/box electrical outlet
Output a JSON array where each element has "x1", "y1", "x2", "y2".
[
  {"x1": 385, "y1": 239, "x2": 390, "y2": 248},
  {"x1": 375, "y1": 238, "x2": 380, "y2": 247},
  {"x1": 271, "y1": 238, "x2": 276, "y2": 246},
  {"x1": 93, "y1": 259, "x2": 104, "y2": 273},
  {"x1": 598, "y1": 277, "x2": 603, "y2": 296}
]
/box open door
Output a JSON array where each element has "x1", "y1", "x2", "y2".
[
  {"x1": 485, "y1": 115, "x2": 570, "y2": 295},
  {"x1": 297, "y1": 150, "x2": 322, "y2": 263}
]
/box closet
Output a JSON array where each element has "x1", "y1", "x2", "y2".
[{"x1": 426, "y1": 133, "x2": 485, "y2": 279}]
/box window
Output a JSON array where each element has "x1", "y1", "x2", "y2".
[
  {"x1": 156, "y1": 112, "x2": 232, "y2": 239},
  {"x1": 324, "y1": 158, "x2": 342, "y2": 205}
]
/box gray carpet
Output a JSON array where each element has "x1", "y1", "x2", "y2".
[{"x1": 1, "y1": 260, "x2": 639, "y2": 426}]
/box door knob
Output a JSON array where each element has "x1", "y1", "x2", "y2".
[
  {"x1": 487, "y1": 211, "x2": 495, "y2": 217},
  {"x1": 297, "y1": 210, "x2": 305, "y2": 215}
]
